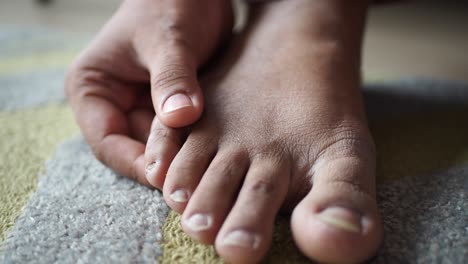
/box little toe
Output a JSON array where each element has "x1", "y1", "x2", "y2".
[
  {"x1": 163, "y1": 133, "x2": 218, "y2": 213},
  {"x1": 215, "y1": 157, "x2": 290, "y2": 264},
  {"x1": 291, "y1": 157, "x2": 383, "y2": 264},
  {"x1": 181, "y1": 149, "x2": 249, "y2": 244},
  {"x1": 144, "y1": 118, "x2": 186, "y2": 189}
]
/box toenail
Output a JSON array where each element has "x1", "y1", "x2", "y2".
[
  {"x1": 162, "y1": 93, "x2": 193, "y2": 114},
  {"x1": 145, "y1": 161, "x2": 160, "y2": 178},
  {"x1": 169, "y1": 189, "x2": 190, "y2": 203},
  {"x1": 222, "y1": 230, "x2": 260, "y2": 249},
  {"x1": 185, "y1": 213, "x2": 212, "y2": 231},
  {"x1": 317, "y1": 206, "x2": 362, "y2": 233}
]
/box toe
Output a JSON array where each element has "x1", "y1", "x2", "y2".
[
  {"x1": 144, "y1": 118, "x2": 186, "y2": 189},
  {"x1": 181, "y1": 149, "x2": 249, "y2": 244},
  {"x1": 148, "y1": 43, "x2": 204, "y2": 128},
  {"x1": 291, "y1": 156, "x2": 383, "y2": 264},
  {"x1": 163, "y1": 132, "x2": 218, "y2": 213},
  {"x1": 127, "y1": 108, "x2": 153, "y2": 143},
  {"x1": 215, "y1": 157, "x2": 290, "y2": 264}
]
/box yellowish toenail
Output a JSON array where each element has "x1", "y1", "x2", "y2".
[
  {"x1": 169, "y1": 189, "x2": 190, "y2": 203},
  {"x1": 317, "y1": 206, "x2": 362, "y2": 233},
  {"x1": 222, "y1": 230, "x2": 260, "y2": 249},
  {"x1": 162, "y1": 93, "x2": 193, "y2": 113},
  {"x1": 185, "y1": 213, "x2": 212, "y2": 231}
]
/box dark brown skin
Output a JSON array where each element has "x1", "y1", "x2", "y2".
[{"x1": 67, "y1": 0, "x2": 382, "y2": 263}]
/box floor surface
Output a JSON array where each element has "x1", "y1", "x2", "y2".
[{"x1": 0, "y1": 0, "x2": 466, "y2": 81}]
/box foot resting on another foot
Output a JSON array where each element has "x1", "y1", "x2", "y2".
[
  {"x1": 66, "y1": 0, "x2": 233, "y2": 182},
  {"x1": 146, "y1": 0, "x2": 383, "y2": 263}
]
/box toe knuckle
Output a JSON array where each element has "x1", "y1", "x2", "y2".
[
  {"x1": 64, "y1": 51, "x2": 97, "y2": 91},
  {"x1": 325, "y1": 177, "x2": 373, "y2": 201},
  {"x1": 159, "y1": 9, "x2": 194, "y2": 50},
  {"x1": 151, "y1": 64, "x2": 192, "y2": 90},
  {"x1": 168, "y1": 161, "x2": 193, "y2": 177},
  {"x1": 150, "y1": 127, "x2": 182, "y2": 147},
  {"x1": 65, "y1": 62, "x2": 108, "y2": 99},
  {"x1": 251, "y1": 144, "x2": 286, "y2": 161},
  {"x1": 318, "y1": 125, "x2": 375, "y2": 161},
  {"x1": 222, "y1": 151, "x2": 248, "y2": 177},
  {"x1": 149, "y1": 15, "x2": 195, "y2": 91},
  {"x1": 249, "y1": 177, "x2": 276, "y2": 195},
  {"x1": 161, "y1": 16, "x2": 186, "y2": 43}
]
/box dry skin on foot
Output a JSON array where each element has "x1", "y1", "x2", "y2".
[{"x1": 148, "y1": 1, "x2": 383, "y2": 263}]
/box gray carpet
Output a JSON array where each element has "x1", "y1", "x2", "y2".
[
  {"x1": 375, "y1": 167, "x2": 468, "y2": 263},
  {"x1": 2, "y1": 136, "x2": 467, "y2": 263},
  {"x1": 0, "y1": 69, "x2": 66, "y2": 110},
  {"x1": 0, "y1": 26, "x2": 82, "y2": 111},
  {"x1": 0, "y1": 137, "x2": 169, "y2": 264}
]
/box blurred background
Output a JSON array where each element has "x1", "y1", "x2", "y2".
[{"x1": 0, "y1": 0, "x2": 467, "y2": 82}]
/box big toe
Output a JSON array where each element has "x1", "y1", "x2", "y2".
[
  {"x1": 146, "y1": 42, "x2": 204, "y2": 128},
  {"x1": 291, "y1": 157, "x2": 383, "y2": 264}
]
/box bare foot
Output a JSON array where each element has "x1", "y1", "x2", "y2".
[
  {"x1": 146, "y1": 0, "x2": 382, "y2": 263},
  {"x1": 66, "y1": 0, "x2": 232, "y2": 182}
]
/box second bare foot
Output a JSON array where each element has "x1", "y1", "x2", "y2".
[{"x1": 147, "y1": 1, "x2": 383, "y2": 263}]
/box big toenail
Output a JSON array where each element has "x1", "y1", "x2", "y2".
[
  {"x1": 222, "y1": 230, "x2": 260, "y2": 249},
  {"x1": 185, "y1": 213, "x2": 212, "y2": 231},
  {"x1": 169, "y1": 189, "x2": 190, "y2": 203},
  {"x1": 162, "y1": 93, "x2": 193, "y2": 113},
  {"x1": 317, "y1": 206, "x2": 362, "y2": 233}
]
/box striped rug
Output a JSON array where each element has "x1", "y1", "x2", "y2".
[{"x1": 0, "y1": 27, "x2": 466, "y2": 263}]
